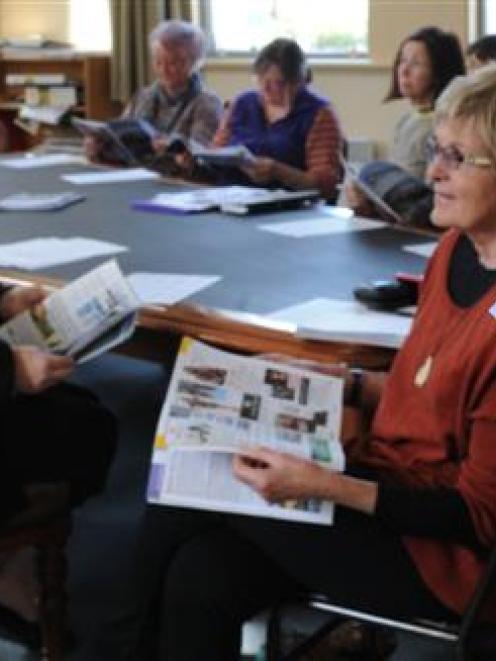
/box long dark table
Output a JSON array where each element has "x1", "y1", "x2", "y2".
[{"x1": 0, "y1": 160, "x2": 435, "y2": 366}]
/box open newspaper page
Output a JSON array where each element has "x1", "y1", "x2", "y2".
[
  {"x1": 148, "y1": 337, "x2": 345, "y2": 525},
  {"x1": 0, "y1": 260, "x2": 139, "y2": 363}
]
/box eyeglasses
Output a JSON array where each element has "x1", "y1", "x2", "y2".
[{"x1": 425, "y1": 136, "x2": 494, "y2": 170}]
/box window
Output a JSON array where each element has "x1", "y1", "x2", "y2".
[
  {"x1": 201, "y1": 0, "x2": 369, "y2": 58},
  {"x1": 68, "y1": 0, "x2": 111, "y2": 52}
]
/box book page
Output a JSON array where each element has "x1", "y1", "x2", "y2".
[
  {"x1": 127, "y1": 273, "x2": 220, "y2": 305},
  {"x1": 258, "y1": 215, "x2": 385, "y2": 238},
  {"x1": 62, "y1": 168, "x2": 160, "y2": 185},
  {"x1": 0, "y1": 260, "x2": 139, "y2": 362},
  {"x1": 0, "y1": 153, "x2": 87, "y2": 169},
  {"x1": 0, "y1": 237, "x2": 127, "y2": 269},
  {"x1": 148, "y1": 337, "x2": 344, "y2": 525}
]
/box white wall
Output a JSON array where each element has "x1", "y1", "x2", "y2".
[{"x1": 0, "y1": 0, "x2": 470, "y2": 156}]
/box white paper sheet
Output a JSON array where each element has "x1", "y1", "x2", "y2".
[
  {"x1": 127, "y1": 273, "x2": 221, "y2": 305},
  {"x1": 258, "y1": 215, "x2": 385, "y2": 238},
  {"x1": 270, "y1": 298, "x2": 412, "y2": 349},
  {"x1": 61, "y1": 168, "x2": 160, "y2": 185},
  {"x1": 0, "y1": 237, "x2": 127, "y2": 269},
  {"x1": 402, "y1": 242, "x2": 438, "y2": 258},
  {"x1": 0, "y1": 153, "x2": 87, "y2": 169}
]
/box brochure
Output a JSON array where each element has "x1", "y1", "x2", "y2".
[
  {"x1": 148, "y1": 337, "x2": 345, "y2": 525},
  {"x1": 72, "y1": 116, "x2": 160, "y2": 166},
  {"x1": 0, "y1": 260, "x2": 140, "y2": 363}
]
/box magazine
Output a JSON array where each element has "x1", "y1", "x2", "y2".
[
  {"x1": 148, "y1": 337, "x2": 345, "y2": 525},
  {"x1": 0, "y1": 260, "x2": 140, "y2": 363},
  {"x1": 342, "y1": 158, "x2": 404, "y2": 225},
  {"x1": 72, "y1": 117, "x2": 160, "y2": 166}
]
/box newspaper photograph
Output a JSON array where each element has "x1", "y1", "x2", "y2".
[
  {"x1": 148, "y1": 337, "x2": 345, "y2": 525},
  {"x1": 0, "y1": 260, "x2": 140, "y2": 363}
]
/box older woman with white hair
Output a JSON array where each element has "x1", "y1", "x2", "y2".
[
  {"x1": 102, "y1": 64, "x2": 496, "y2": 661},
  {"x1": 85, "y1": 20, "x2": 222, "y2": 168}
]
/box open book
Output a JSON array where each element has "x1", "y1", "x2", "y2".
[
  {"x1": 0, "y1": 260, "x2": 140, "y2": 363},
  {"x1": 342, "y1": 158, "x2": 404, "y2": 225},
  {"x1": 147, "y1": 337, "x2": 345, "y2": 525},
  {"x1": 72, "y1": 117, "x2": 159, "y2": 166}
]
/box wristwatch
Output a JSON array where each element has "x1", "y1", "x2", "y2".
[{"x1": 348, "y1": 368, "x2": 364, "y2": 408}]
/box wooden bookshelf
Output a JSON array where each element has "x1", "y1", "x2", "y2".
[{"x1": 0, "y1": 52, "x2": 121, "y2": 150}]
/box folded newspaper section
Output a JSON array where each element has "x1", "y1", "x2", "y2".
[
  {"x1": 0, "y1": 260, "x2": 140, "y2": 363},
  {"x1": 148, "y1": 338, "x2": 345, "y2": 525}
]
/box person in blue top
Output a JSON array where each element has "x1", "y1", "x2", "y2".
[{"x1": 211, "y1": 38, "x2": 344, "y2": 201}]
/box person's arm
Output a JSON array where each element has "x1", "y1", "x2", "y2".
[
  {"x1": 233, "y1": 447, "x2": 379, "y2": 514},
  {"x1": 211, "y1": 102, "x2": 234, "y2": 148},
  {"x1": 187, "y1": 93, "x2": 223, "y2": 146},
  {"x1": 375, "y1": 483, "x2": 480, "y2": 548}
]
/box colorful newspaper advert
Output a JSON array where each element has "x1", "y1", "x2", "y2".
[{"x1": 148, "y1": 337, "x2": 345, "y2": 524}]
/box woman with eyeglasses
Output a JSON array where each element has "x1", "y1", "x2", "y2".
[
  {"x1": 174, "y1": 38, "x2": 344, "y2": 201},
  {"x1": 345, "y1": 26, "x2": 465, "y2": 222},
  {"x1": 96, "y1": 65, "x2": 496, "y2": 661}
]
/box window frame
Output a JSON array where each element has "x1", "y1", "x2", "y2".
[{"x1": 197, "y1": 0, "x2": 370, "y2": 61}]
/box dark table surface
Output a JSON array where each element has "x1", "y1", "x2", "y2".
[{"x1": 0, "y1": 160, "x2": 434, "y2": 318}]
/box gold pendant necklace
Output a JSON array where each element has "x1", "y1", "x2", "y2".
[{"x1": 414, "y1": 355, "x2": 433, "y2": 388}]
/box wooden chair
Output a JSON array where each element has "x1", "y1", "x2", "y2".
[{"x1": 0, "y1": 515, "x2": 71, "y2": 661}]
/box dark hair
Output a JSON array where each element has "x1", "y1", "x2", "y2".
[
  {"x1": 385, "y1": 26, "x2": 465, "y2": 106},
  {"x1": 466, "y1": 35, "x2": 496, "y2": 64},
  {"x1": 253, "y1": 38, "x2": 309, "y2": 84}
]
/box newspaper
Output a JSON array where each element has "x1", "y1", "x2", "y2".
[
  {"x1": 0, "y1": 260, "x2": 139, "y2": 363},
  {"x1": 148, "y1": 337, "x2": 345, "y2": 525}
]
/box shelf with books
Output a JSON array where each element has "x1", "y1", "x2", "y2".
[{"x1": 0, "y1": 53, "x2": 121, "y2": 151}]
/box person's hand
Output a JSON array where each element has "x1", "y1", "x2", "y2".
[
  {"x1": 242, "y1": 157, "x2": 277, "y2": 184},
  {"x1": 13, "y1": 346, "x2": 74, "y2": 394},
  {"x1": 83, "y1": 135, "x2": 103, "y2": 162},
  {"x1": 173, "y1": 150, "x2": 196, "y2": 175},
  {"x1": 233, "y1": 446, "x2": 332, "y2": 503},
  {"x1": 152, "y1": 135, "x2": 169, "y2": 154},
  {"x1": 343, "y1": 180, "x2": 375, "y2": 216},
  {"x1": 0, "y1": 285, "x2": 47, "y2": 320}
]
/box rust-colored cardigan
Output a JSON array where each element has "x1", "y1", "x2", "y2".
[{"x1": 365, "y1": 229, "x2": 496, "y2": 615}]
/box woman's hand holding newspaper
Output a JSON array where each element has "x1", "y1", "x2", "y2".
[
  {"x1": 233, "y1": 446, "x2": 334, "y2": 503},
  {"x1": 0, "y1": 285, "x2": 47, "y2": 320},
  {"x1": 13, "y1": 346, "x2": 73, "y2": 394}
]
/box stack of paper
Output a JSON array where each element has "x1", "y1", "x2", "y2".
[{"x1": 270, "y1": 298, "x2": 412, "y2": 349}]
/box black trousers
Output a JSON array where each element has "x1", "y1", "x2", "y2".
[
  {"x1": 101, "y1": 499, "x2": 457, "y2": 661},
  {"x1": 0, "y1": 382, "x2": 117, "y2": 519}
]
